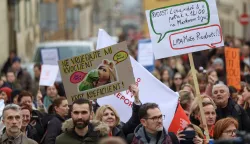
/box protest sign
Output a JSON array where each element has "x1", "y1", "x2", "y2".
[
  {"x1": 96, "y1": 29, "x2": 179, "y2": 129},
  {"x1": 138, "y1": 39, "x2": 154, "y2": 72},
  {"x1": 225, "y1": 47, "x2": 241, "y2": 90},
  {"x1": 146, "y1": 0, "x2": 224, "y2": 59},
  {"x1": 41, "y1": 48, "x2": 62, "y2": 82},
  {"x1": 58, "y1": 42, "x2": 135, "y2": 104},
  {"x1": 39, "y1": 65, "x2": 59, "y2": 86}
]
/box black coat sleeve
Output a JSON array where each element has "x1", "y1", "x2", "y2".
[
  {"x1": 44, "y1": 118, "x2": 62, "y2": 144},
  {"x1": 240, "y1": 108, "x2": 250, "y2": 132},
  {"x1": 122, "y1": 102, "x2": 141, "y2": 136}
]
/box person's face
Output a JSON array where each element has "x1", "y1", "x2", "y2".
[
  {"x1": 33, "y1": 67, "x2": 41, "y2": 79},
  {"x1": 201, "y1": 105, "x2": 216, "y2": 127},
  {"x1": 214, "y1": 63, "x2": 223, "y2": 71},
  {"x1": 20, "y1": 96, "x2": 33, "y2": 109},
  {"x1": 237, "y1": 95, "x2": 244, "y2": 106},
  {"x1": 199, "y1": 80, "x2": 207, "y2": 92},
  {"x1": 242, "y1": 87, "x2": 250, "y2": 101},
  {"x1": 47, "y1": 85, "x2": 58, "y2": 98},
  {"x1": 241, "y1": 45, "x2": 250, "y2": 57},
  {"x1": 162, "y1": 70, "x2": 169, "y2": 81},
  {"x1": 0, "y1": 92, "x2": 8, "y2": 103},
  {"x1": 174, "y1": 74, "x2": 183, "y2": 86},
  {"x1": 141, "y1": 108, "x2": 164, "y2": 133},
  {"x1": 220, "y1": 124, "x2": 237, "y2": 140},
  {"x1": 101, "y1": 108, "x2": 117, "y2": 128},
  {"x1": 13, "y1": 95, "x2": 19, "y2": 104},
  {"x1": 2, "y1": 109, "x2": 22, "y2": 135},
  {"x1": 210, "y1": 71, "x2": 218, "y2": 81},
  {"x1": 71, "y1": 104, "x2": 91, "y2": 129},
  {"x1": 212, "y1": 86, "x2": 229, "y2": 107},
  {"x1": 154, "y1": 60, "x2": 161, "y2": 68},
  {"x1": 21, "y1": 109, "x2": 30, "y2": 127},
  {"x1": 55, "y1": 100, "x2": 69, "y2": 117},
  {"x1": 12, "y1": 61, "x2": 21, "y2": 71},
  {"x1": 7, "y1": 72, "x2": 15, "y2": 83}
]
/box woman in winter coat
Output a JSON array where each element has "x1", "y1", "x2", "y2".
[
  {"x1": 95, "y1": 84, "x2": 141, "y2": 139},
  {"x1": 43, "y1": 97, "x2": 69, "y2": 144}
]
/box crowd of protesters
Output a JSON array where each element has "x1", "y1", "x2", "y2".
[{"x1": 0, "y1": 33, "x2": 249, "y2": 144}]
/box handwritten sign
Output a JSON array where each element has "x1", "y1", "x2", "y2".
[
  {"x1": 41, "y1": 48, "x2": 62, "y2": 82},
  {"x1": 138, "y1": 39, "x2": 154, "y2": 72},
  {"x1": 146, "y1": 0, "x2": 224, "y2": 59},
  {"x1": 39, "y1": 65, "x2": 59, "y2": 86},
  {"x1": 225, "y1": 47, "x2": 241, "y2": 90},
  {"x1": 58, "y1": 42, "x2": 135, "y2": 104}
]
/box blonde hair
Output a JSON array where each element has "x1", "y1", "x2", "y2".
[
  {"x1": 95, "y1": 105, "x2": 120, "y2": 127},
  {"x1": 190, "y1": 94, "x2": 216, "y2": 117}
]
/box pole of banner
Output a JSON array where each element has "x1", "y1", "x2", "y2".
[{"x1": 188, "y1": 53, "x2": 210, "y2": 140}]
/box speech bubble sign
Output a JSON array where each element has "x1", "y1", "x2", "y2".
[
  {"x1": 70, "y1": 71, "x2": 87, "y2": 84},
  {"x1": 150, "y1": 0, "x2": 210, "y2": 43},
  {"x1": 113, "y1": 51, "x2": 128, "y2": 64},
  {"x1": 169, "y1": 24, "x2": 222, "y2": 50}
]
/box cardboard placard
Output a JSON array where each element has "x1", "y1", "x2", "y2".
[
  {"x1": 225, "y1": 47, "x2": 241, "y2": 90},
  {"x1": 58, "y1": 42, "x2": 135, "y2": 104},
  {"x1": 146, "y1": 0, "x2": 224, "y2": 59}
]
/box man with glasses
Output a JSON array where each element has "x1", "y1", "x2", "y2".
[
  {"x1": 0, "y1": 104, "x2": 37, "y2": 144},
  {"x1": 212, "y1": 83, "x2": 250, "y2": 132},
  {"x1": 128, "y1": 103, "x2": 179, "y2": 144}
]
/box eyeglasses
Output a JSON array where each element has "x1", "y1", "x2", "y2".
[
  {"x1": 223, "y1": 129, "x2": 238, "y2": 136},
  {"x1": 145, "y1": 115, "x2": 165, "y2": 122}
]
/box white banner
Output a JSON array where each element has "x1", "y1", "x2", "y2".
[{"x1": 96, "y1": 29, "x2": 179, "y2": 129}]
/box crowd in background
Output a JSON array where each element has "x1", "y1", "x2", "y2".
[{"x1": 0, "y1": 32, "x2": 249, "y2": 144}]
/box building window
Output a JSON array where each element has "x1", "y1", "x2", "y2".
[
  {"x1": 25, "y1": 0, "x2": 31, "y2": 27},
  {"x1": 36, "y1": 0, "x2": 40, "y2": 24},
  {"x1": 14, "y1": 0, "x2": 20, "y2": 32}
]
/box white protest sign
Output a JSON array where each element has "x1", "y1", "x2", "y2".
[
  {"x1": 138, "y1": 39, "x2": 154, "y2": 66},
  {"x1": 39, "y1": 65, "x2": 59, "y2": 86},
  {"x1": 96, "y1": 29, "x2": 179, "y2": 129},
  {"x1": 0, "y1": 100, "x2": 4, "y2": 118},
  {"x1": 41, "y1": 48, "x2": 62, "y2": 82},
  {"x1": 146, "y1": 0, "x2": 224, "y2": 59}
]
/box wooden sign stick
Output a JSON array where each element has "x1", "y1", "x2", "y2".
[{"x1": 188, "y1": 53, "x2": 210, "y2": 140}]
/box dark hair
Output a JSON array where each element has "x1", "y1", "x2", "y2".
[
  {"x1": 229, "y1": 86, "x2": 237, "y2": 95},
  {"x1": 7, "y1": 68, "x2": 15, "y2": 75},
  {"x1": 34, "y1": 63, "x2": 41, "y2": 71},
  {"x1": 48, "y1": 97, "x2": 67, "y2": 114},
  {"x1": 45, "y1": 83, "x2": 59, "y2": 92},
  {"x1": 72, "y1": 98, "x2": 92, "y2": 112},
  {"x1": 18, "y1": 91, "x2": 33, "y2": 103},
  {"x1": 11, "y1": 89, "x2": 21, "y2": 103},
  {"x1": 139, "y1": 103, "x2": 159, "y2": 120},
  {"x1": 20, "y1": 103, "x2": 32, "y2": 114}
]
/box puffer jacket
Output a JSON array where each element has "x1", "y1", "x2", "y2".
[{"x1": 55, "y1": 118, "x2": 109, "y2": 144}]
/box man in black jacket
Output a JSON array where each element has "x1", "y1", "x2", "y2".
[{"x1": 212, "y1": 83, "x2": 250, "y2": 132}]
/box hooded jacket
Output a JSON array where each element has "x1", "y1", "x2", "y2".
[
  {"x1": 55, "y1": 118, "x2": 109, "y2": 144},
  {"x1": 129, "y1": 124, "x2": 179, "y2": 144}
]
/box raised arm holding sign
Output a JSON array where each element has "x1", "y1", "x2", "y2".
[{"x1": 146, "y1": 0, "x2": 225, "y2": 140}]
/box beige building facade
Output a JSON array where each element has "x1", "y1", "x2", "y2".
[
  {"x1": 0, "y1": 0, "x2": 10, "y2": 65},
  {"x1": 15, "y1": 0, "x2": 40, "y2": 62},
  {"x1": 217, "y1": 0, "x2": 250, "y2": 40}
]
